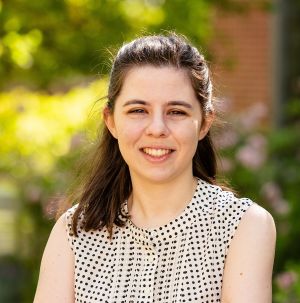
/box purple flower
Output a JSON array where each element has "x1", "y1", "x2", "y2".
[
  {"x1": 276, "y1": 271, "x2": 298, "y2": 290},
  {"x1": 238, "y1": 103, "x2": 268, "y2": 130},
  {"x1": 236, "y1": 134, "x2": 267, "y2": 170},
  {"x1": 261, "y1": 182, "x2": 289, "y2": 215},
  {"x1": 219, "y1": 157, "x2": 234, "y2": 173},
  {"x1": 215, "y1": 128, "x2": 239, "y2": 149}
]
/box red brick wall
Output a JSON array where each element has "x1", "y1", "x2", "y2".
[{"x1": 210, "y1": 7, "x2": 272, "y2": 121}]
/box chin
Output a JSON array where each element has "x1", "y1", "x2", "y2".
[{"x1": 135, "y1": 170, "x2": 181, "y2": 184}]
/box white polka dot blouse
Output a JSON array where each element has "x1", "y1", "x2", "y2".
[{"x1": 65, "y1": 178, "x2": 254, "y2": 302}]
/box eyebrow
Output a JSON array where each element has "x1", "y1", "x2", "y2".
[
  {"x1": 123, "y1": 100, "x2": 147, "y2": 107},
  {"x1": 123, "y1": 99, "x2": 193, "y2": 109},
  {"x1": 167, "y1": 101, "x2": 192, "y2": 109}
]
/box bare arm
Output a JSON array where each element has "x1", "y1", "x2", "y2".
[
  {"x1": 221, "y1": 203, "x2": 276, "y2": 303},
  {"x1": 33, "y1": 214, "x2": 75, "y2": 303}
]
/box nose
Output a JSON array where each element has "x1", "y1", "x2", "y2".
[{"x1": 145, "y1": 112, "x2": 170, "y2": 137}]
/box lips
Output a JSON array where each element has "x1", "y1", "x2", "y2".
[{"x1": 141, "y1": 147, "x2": 174, "y2": 157}]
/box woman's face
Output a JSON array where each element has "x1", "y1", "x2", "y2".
[{"x1": 105, "y1": 65, "x2": 212, "y2": 184}]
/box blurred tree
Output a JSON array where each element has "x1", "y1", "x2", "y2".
[
  {"x1": 0, "y1": 80, "x2": 106, "y2": 302},
  {"x1": 278, "y1": 0, "x2": 300, "y2": 125},
  {"x1": 0, "y1": 0, "x2": 254, "y2": 90}
]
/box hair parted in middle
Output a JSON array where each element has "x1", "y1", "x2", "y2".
[{"x1": 70, "y1": 32, "x2": 218, "y2": 239}]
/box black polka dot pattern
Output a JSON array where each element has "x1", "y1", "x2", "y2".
[{"x1": 65, "y1": 178, "x2": 253, "y2": 302}]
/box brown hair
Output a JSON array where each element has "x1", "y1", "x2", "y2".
[{"x1": 70, "y1": 33, "x2": 218, "y2": 239}]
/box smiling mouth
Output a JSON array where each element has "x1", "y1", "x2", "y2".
[{"x1": 141, "y1": 148, "x2": 174, "y2": 157}]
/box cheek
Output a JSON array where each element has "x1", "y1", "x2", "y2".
[
  {"x1": 171, "y1": 119, "x2": 201, "y2": 143},
  {"x1": 116, "y1": 122, "x2": 145, "y2": 166},
  {"x1": 116, "y1": 120, "x2": 145, "y2": 146}
]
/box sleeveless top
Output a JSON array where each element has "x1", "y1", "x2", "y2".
[{"x1": 65, "y1": 178, "x2": 254, "y2": 303}]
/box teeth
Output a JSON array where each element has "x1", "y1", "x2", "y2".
[{"x1": 143, "y1": 148, "x2": 172, "y2": 157}]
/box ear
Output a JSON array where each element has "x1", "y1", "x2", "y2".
[
  {"x1": 198, "y1": 111, "x2": 214, "y2": 140},
  {"x1": 103, "y1": 106, "x2": 118, "y2": 139}
]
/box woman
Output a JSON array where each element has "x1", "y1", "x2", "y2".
[{"x1": 34, "y1": 33, "x2": 276, "y2": 302}]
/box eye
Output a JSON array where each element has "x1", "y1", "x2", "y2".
[
  {"x1": 168, "y1": 110, "x2": 187, "y2": 116},
  {"x1": 128, "y1": 108, "x2": 147, "y2": 114}
]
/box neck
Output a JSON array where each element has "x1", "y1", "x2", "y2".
[{"x1": 128, "y1": 173, "x2": 198, "y2": 229}]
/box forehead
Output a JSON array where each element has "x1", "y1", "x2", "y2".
[{"x1": 117, "y1": 65, "x2": 197, "y2": 103}]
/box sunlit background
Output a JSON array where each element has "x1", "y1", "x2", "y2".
[{"x1": 0, "y1": 0, "x2": 299, "y2": 302}]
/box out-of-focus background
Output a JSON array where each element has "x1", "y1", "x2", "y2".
[{"x1": 0, "y1": 0, "x2": 299, "y2": 302}]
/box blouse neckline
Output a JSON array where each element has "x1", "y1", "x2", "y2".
[{"x1": 121, "y1": 178, "x2": 216, "y2": 245}]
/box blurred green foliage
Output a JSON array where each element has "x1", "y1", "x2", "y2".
[
  {"x1": 0, "y1": 79, "x2": 107, "y2": 302},
  {"x1": 273, "y1": 262, "x2": 300, "y2": 303},
  {"x1": 215, "y1": 100, "x2": 300, "y2": 302},
  {"x1": 0, "y1": 0, "x2": 299, "y2": 302},
  {"x1": 0, "y1": 0, "x2": 215, "y2": 90},
  {"x1": 1, "y1": 0, "x2": 270, "y2": 90}
]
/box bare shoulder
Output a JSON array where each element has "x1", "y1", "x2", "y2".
[
  {"x1": 42, "y1": 213, "x2": 72, "y2": 254},
  {"x1": 33, "y1": 213, "x2": 75, "y2": 303},
  {"x1": 239, "y1": 203, "x2": 276, "y2": 241},
  {"x1": 230, "y1": 202, "x2": 277, "y2": 261},
  {"x1": 221, "y1": 202, "x2": 276, "y2": 303},
  {"x1": 49, "y1": 212, "x2": 68, "y2": 238}
]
